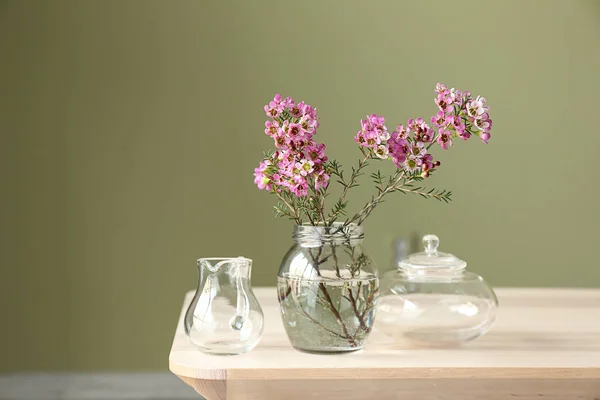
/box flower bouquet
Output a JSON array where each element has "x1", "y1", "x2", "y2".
[{"x1": 254, "y1": 83, "x2": 493, "y2": 352}]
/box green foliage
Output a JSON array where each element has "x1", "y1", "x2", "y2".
[
  {"x1": 263, "y1": 149, "x2": 275, "y2": 159},
  {"x1": 328, "y1": 199, "x2": 348, "y2": 219},
  {"x1": 267, "y1": 151, "x2": 454, "y2": 227},
  {"x1": 273, "y1": 202, "x2": 295, "y2": 219},
  {"x1": 296, "y1": 197, "x2": 320, "y2": 224},
  {"x1": 393, "y1": 186, "x2": 453, "y2": 203},
  {"x1": 279, "y1": 109, "x2": 292, "y2": 121},
  {"x1": 370, "y1": 170, "x2": 385, "y2": 193}
]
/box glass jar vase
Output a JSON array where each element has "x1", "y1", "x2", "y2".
[
  {"x1": 184, "y1": 257, "x2": 264, "y2": 355},
  {"x1": 377, "y1": 235, "x2": 498, "y2": 346},
  {"x1": 277, "y1": 223, "x2": 379, "y2": 353}
]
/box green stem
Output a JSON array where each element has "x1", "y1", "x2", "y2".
[
  {"x1": 274, "y1": 190, "x2": 301, "y2": 224},
  {"x1": 327, "y1": 151, "x2": 371, "y2": 226},
  {"x1": 348, "y1": 171, "x2": 406, "y2": 225}
]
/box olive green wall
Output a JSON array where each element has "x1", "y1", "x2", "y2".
[{"x1": 1, "y1": 0, "x2": 599, "y2": 372}]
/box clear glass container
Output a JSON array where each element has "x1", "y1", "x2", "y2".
[
  {"x1": 277, "y1": 223, "x2": 379, "y2": 353},
  {"x1": 184, "y1": 257, "x2": 264, "y2": 355},
  {"x1": 377, "y1": 234, "x2": 498, "y2": 346}
]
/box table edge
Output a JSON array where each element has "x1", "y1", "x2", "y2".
[{"x1": 170, "y1": 364, "x2": 600, "y2": 381}]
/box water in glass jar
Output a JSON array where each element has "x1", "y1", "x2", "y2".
[{"x1": 277, "y1": 274, "x2": 378, "y2": 353}]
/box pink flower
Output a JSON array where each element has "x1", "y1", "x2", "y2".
[
  {"x1": 354, "y1": 129, "x2": 366, "y2": 146},
  {"x1": 300, "y1": 114, "x2": 318, "y2": 136},
  {"x1": 286, "y1": 122, "x2": 304, "y2": 141},
  {"x1": 375, "y1": 144, "x2": 389, "y2": 159},
  {"x1": 264, "y1": 94, "x2": 284, "y2": 118},
  {"x1": 355, "y1": 114, "x2": 390, "y2": 149},
  {"x1": 364, "y1": 129, "x2": 381, "y2": 147},
  {"x1": 421, "y1": 153, "x2": 435, "y2": 172},
  {"x1": 254, "y1": 160, "x2": 273, "y2": 191},
  {"x1": 435, "y1": 93, "x2": 454, "y2": 115},
  {"x1": 265, "y1": 120, "x2": 279, "y2": 138},
  {"x1": 368, "y1": 114, "x2": 388, "y2": 136},
  {"x1": 449, "y1": 115, "x2": 465, "y2": 130},
  {"x1": 303, "y1": 105, "x2": 317, "y2": 120},
  {"x1": 435, "y1": 82, "x2": 448, "y2": 94},
  {"x1": 437, "y1": 128, "x2": 453, "y2": 150},
  {"x1": 480, "y1": 132, "x2": 491, "y2": 144},
  {"x1": 355, "y1": 128, "x2": 378, "y2": 148},
  {"x1": 290, "y1": 175, "x2": 308, "y2": 197},
  {"x1": 408, "y1": 118, "x2": 434, "y2": 143},
  {"x1": 281, "y1": 96, "x2": 294, "y2": 110},
  {"x1": 474, "y1": 113, "x2": 492, "y2": 132},
  {"x1": 446, "y1": 88, "x2": 464, "y2": 106},
  {"x1": 254, "y1": 175, "x2": 271, "y2": 190},
  {"x1": 431, "y1": 86, "x2": 492, "y2": 145},
  {"x1": 274, "y1": 130, "x2": 287, "y2": 148},
  {"x1": 430, "y1": 111, "x2": 447, "y2": 128},
  {"x1": 277, "y1": 153, "x2": 296, "y2": 176},
  {"x1": 466, "y1": 96, "x2": 489, "y2": 119},
  {"x1": 458, "y1": 130, "x2": 471, "y2": 140},
  {"x1": 408, "y1": 141, "x2": 426, "y2": 158},
  {"x1": 289, "y1": 101, "x2": 305, "y2": 119},
  {"x1": 388, "y1": 133, "x2": 409, "y2": 168},
  {"x1": 446, "y1": 115, "x2": 467, "y2": 139},
  {"x1": 296, "y1": 159, "x2": 315, "y2": 176},
  {"x1": 304, "y1": 142, "x2": 327, "y2": 163},
  {"x1": 392, "y1": 124, "x2": 409, "y2": 139},
  {"x1": 474, "y1": 118, "x2": 491, "y2": 132},
  {"x1": 314, "y1": 171, "x2": 330, "y2": 190},
  {"x1": 390, "y1": 153, "x2": 406, "y2": 168},
  {"x1": 256, "y1": 95, "x2": 333, "y2": 197},
  {"x1": 404, "y1": 157, "x2": 420, "y2": 172}
]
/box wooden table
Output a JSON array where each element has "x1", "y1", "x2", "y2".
[{"x1": 169, "y1": 288, "x2": 600, "y2": 399}]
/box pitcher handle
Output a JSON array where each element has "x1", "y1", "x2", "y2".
[
  {"x1": 229, "y1": 258, "x2": 252, "y2": 330},
  {"x1": 183, "y1": 259, "x2": 206, "y2": 336}
]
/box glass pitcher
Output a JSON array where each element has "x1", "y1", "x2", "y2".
[{"x1": 184, "y1": 257, "x2": 264, "y2": 355}]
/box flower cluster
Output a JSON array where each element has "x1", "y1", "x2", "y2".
[
  {"x1": 254, "y1": 95, "x2": 329, "y2": 197},
  {"x1": 353, "y1": 83, "x2": 493, "y2": 177},
  {"x1": 355, "y1": 115, "x2": 439, "y2": 177},
  {"x1": 432, "y1": 82, "x2": 493, "y2": 146},
  {"x1": 353, "y1": 114, "x2": 391, "y2": 159},
  {"x1": 254, "y1": 84, "x2": 493, "y2": 226}
]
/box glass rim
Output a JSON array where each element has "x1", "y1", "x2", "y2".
[
  {"x1": 196, "y1": 256, "x2": 252, "y2": 262},
  {"x1": 293, "y1": 223, "x2": 364, "y2": 243},
  {"x1": 294, "y1": 223, "x2": 362, "y2": 232}
]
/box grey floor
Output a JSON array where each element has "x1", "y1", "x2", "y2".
[{"x1": 0, "y1": 373, "x2": 200, "y2": 400}]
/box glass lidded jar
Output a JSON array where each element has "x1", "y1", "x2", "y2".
[
  {"x1": 377, "y1": 234, "x2": 498, "y2": 346},
  {"x1": 277, "y1": 223, "x2": 379, "y2": 353}
]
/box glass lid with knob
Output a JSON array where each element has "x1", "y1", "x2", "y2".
[
  {"x1": 399, "y1": 234, "x2": 467, "y2": 272},
  {"x1": 378, "y1": 233, "x2": 498, "y2": 346}
]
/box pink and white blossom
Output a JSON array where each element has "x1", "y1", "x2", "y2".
[
  {"x1": 437, "y1": 128, "x2": 453, "y2": 150},
  {"x1": 375, "y1": 145, "x2": 389, "y2": 159},
  {"x1": 466, "y1": 96, "x2": 489, "y2": 119}
]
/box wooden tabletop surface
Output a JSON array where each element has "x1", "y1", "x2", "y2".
[{"x1": 169, "y1": 287, "x2": 600, "y2": 382}]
